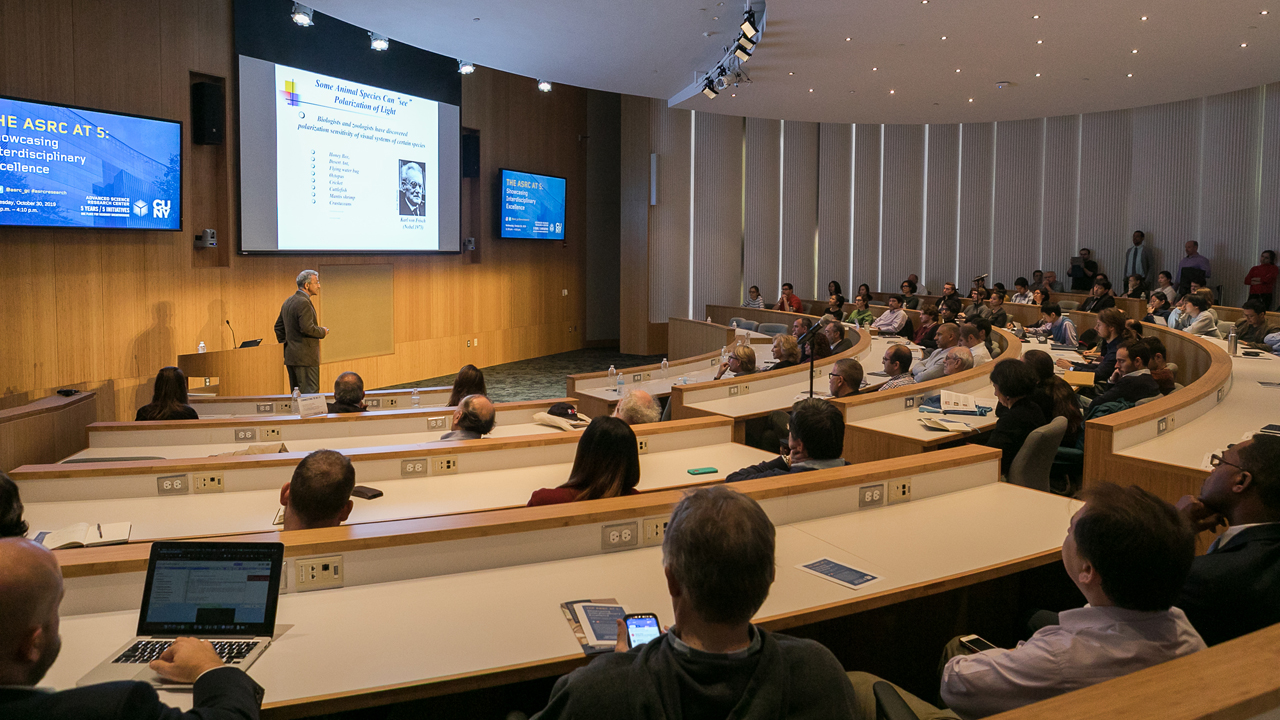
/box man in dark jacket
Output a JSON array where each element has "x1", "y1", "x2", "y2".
[
  {"x1": 532, "y1": 486, "x2": 858, "y2": 720},
  {"x1": 274, "y1": 269, "x2": 329, "y2": 394},
  {"x1": 726, "y1": 399, "x2": 850, "y2": 482},
  {"x1": 1078, "y1": 279, "x2": 1117, "y2": 313},
  {"x1": 1175, "y1": 434, "x2": 1280, "y2": 646},
  {"x1": 326, "y1": 371, "x2": 367, "y2": 414},
  {"x1": 0, "y1": 538, "x2": 264, "y2": 720},
  {"x1": 980, "y1": 360, "x2": 1048, "y2": 476},
  {"x1": 1090, "y1": 341, "x2": 1160, "y2": 408}
]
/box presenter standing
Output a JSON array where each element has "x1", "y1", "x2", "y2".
[{"x1": 274, "y1": 270, "x2": 328, "y2": 394}]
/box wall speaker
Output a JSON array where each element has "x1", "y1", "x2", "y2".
[
  {"x1": 191, "y1": 82, "x2": 225, "y2": 146},
  {"x1": 461, "y1": 133, "x2": 480, "y2": 178}
]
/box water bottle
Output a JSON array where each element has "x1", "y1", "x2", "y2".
[
  {"x1": 411, "y1": 388, "x2": 420, "y2": 407},
  {"x1": 197, "y1": 341, "x2": 206, "y2": 353},
  {"x1": 707, "y1": 316, "x2": 713, "y2": 323},
  {"x1": 732, "y1": 320, "x2": 738, "y2": 331},
  {"x1": 616, "y1": 373, "x2": 625, "y2": 395},
  {"x1": 661, "y1": 358, "x2": 669, "y2": 379},
  {"x1": 608, "y1": 365, "x2": 617, "y2": 393},
  {"x1": 721, "y1": 345, "x2": 728, "y2": 363},
  {"x1": 292, "y1": 387, "x2": 301, "y2": 414},
  {"x1": 1227, "y1": 328, "x2": 1238, "y2": 355}
]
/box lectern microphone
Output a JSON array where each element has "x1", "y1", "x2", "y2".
[{"x1": 226, "y1": 320, "x2": 238, "y2": 349}]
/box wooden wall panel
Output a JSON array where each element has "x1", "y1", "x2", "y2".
[
  {"x1": 647, "y1": 103, "x2": 692, "y2": 323},
  {"x1": 619, "y1": 95, "x2": 654, "y2": 354},
  {"x1": 0, "y1": 0, "x2": 590, "y2": 420}
]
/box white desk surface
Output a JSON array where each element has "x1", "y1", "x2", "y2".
[
  {"x1": 850, "y1": 400, "x2": 999, "y2": 442},
  {"x1": 1117, "y1": 342, "x2": 1280, "y2": 469},
  {"x1": 26, "y1": 443, "x2": 775, "y2": 542},
  {"x1": 574, "y1": 346, "x2": 778, "y2": 402},
  {"x1": 65, "y1": 422, "x2": 559, "y2": 461},
  {"x1": 43, "y1": 483, "x2": 1079, "y2": 709}
]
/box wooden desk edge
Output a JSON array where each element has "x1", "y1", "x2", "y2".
[
  {"x1": 0, "y1": 391, "x2": 97, "y2": 423},
  {"x1": 189, "y1": 386, "x2": 452, "y2": 405}
]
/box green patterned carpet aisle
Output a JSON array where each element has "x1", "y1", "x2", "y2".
[{"x1": 377, "y1": 347, "x2": 668, "y2": 403}]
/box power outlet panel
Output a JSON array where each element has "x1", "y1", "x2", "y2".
[
  {"x1": 637, "y1": 438, "x2": 649, "y2": 454},
  {"x1": 641, "y1": 517, "x2": 669, "y2": 546},
  {"x1": 428, "y1": 417, "x2": 449, "y2": 430},
  {"x1": 384, "y1": 398, "x2": 398, "y2": 408},
  {"x1": 157, "y1": 474, "x2": 189, "y2": 496},
  {"x1": 260, "y1": 427, "x2": 282, "y2": 441},
  {"x1": 858, "y1": 483, "x2": 885, "y2": 508},
  {"x1": 366, "y1": 398, "x2": 381, "y2": 408},
  {"x1": 296, "y1": 555, "x2": 343, "y2": 591},
  {"x1": 642, "y1": 371, "x2": 652, "y2": 381},
  {"x1": 193, "y1": 473, "x2": 224, "y2": 494},
  {"x1": 401, "y1": 459, "x2": 429, "y2": 477},
  {"x1": 278, "y1": 401, "x2": 294, "y2": 413},
  {"x1": 632, "y1": 373, "x2": 643, "y2": 382},
  {"x1": 233, "y1": 427, "x2": 258, "y2": 442},
  {"x1": 601, "y1": 521, "x2": 639, "y2": 551},
  {"x1": 729, "y1": 386, "x2": 740, "y2": 396},
  {"x1": 255, "y1": 402, "x2": 274, "y2": 414},
  {"x1": 888, "y1": 479, "x2": 912, "y2": 504},
  {"x1": 1157, "y1": 416, "x2": 1172, "y2": 435},
  {"x1": 904, "y1": 396, "x2": 916, "y2": 410},
  {"x1": 740, "y1": 384, "x2": 750, "y2": 395},
  {"x1": 433, "y1": 456, "x2": 459, "y2": 475},
  {"x1": 1217, "y1": 387, "x2": 1225, "y2": 403}
]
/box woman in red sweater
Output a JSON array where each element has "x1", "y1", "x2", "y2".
[{"x1": 526, "y1": 416, "x2": 641, "y2": 506}]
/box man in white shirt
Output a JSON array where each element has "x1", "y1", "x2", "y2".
[
  {"x1": 914, "y1": 323, "x2": 961, "y2": 382},
  {"x1": 846, "y1": 483, "x2": 1204, "y2": 720},
  {"x1": 960, "y1": 324, "x2": 992, "y2": 365},
  {"x1": 871, "y1": 295, "x2": 908, "y2": 335}
]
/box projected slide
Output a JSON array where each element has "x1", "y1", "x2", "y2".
[
  {"x1": 500, "y1": 169, "x2": 566, "y2": 239},
  {"x1": 0, "y1": 96, "x2": 181, "y2": 230},
  {"x1": 274, "y1": 64, "x2": 440, "y2": 250}
]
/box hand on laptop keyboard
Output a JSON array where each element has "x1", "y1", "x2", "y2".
[{"x1": 145, "y1": 637, "x2": 238, "y2": 684}]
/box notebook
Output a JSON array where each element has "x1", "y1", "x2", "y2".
[{"x1": 32, "y1": 522, "x2": 131, "y2": 549}]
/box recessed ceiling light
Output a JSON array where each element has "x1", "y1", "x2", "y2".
[
  {"x1": 1262, "y1": 10, "x2": 1270, "y2": 14},
  {"x1": 731, "y1": 93, "x2": 736, "y2": 97},
  {"x1": 1127, "y1": 73, "x2": 1133, "y2": 77},
  {"x1": 890, "y1": 89, "x2": 895, "y2": 94},
  {"x1": 872, "y1": 67, "x2": 878, "y2": 71},
  {"x1": 846, "y1": 37, "x2": 852, "y2": 41},
  {"x1": 1132, "y1": 49, "x2": 1139, "y2": 53},
  {"x1": 537, "y1": 79, "x2": 552, "y2": 92},
  {"x1": 1035, "y1": 73, "x2": 1041, "y2": 77},
  {"x1": 809, "y1": 88, "x2": 814, "y2": 92},
  {"x1": 956, "y1": 68, "x2": 961, "y2": 72},
  {"x1": 1141, "y1": 15, "x2": 1148, "y2": 20},
  {"x1": 968, "y1": 98, "x2": 974, "y2": 102},
  {"x1": 789, "y1": 72, "x2": 794, "y2": 75},
  {"x1": 1033, "y1": 14, "x2": 1040, "y2": 18},
  {"x1": 712, "y1": 15, "x2": 719, "y2": 20},
  {"x1": 1242, "y1": 42, "x2": 1249, "y2": 47},
  {"x1": 1037, "y1": 40, "x2": 1043, "y2": 44},
  {"x1": 941, "y1": 36, "x2": 947, "y2": 39}
]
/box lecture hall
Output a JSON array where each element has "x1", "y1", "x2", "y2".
[{"x1": 3, "y1": 0, "x2": 1280, "y2": 718}]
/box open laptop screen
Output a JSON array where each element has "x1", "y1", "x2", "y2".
[{"x1": 137, "y1": 542, "x2": 284, "y2": 637}]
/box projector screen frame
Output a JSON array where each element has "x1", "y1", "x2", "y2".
[
  {"x1": 0, "y1": 92, "x2": 184, "y2": 233},
  {"x1": 495, "y1": 167, "x2": 568, "y2": 241}
]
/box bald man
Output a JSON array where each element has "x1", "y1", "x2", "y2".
[
  {"x1": 613, "y1": 390, "x2": 661, "y2": 425},
  {"x1": 441, "y1": 394, "x2": 496, "y2": 440},
  {"x1": 0, "y1": 538, "x2": 263, "y2": 718}
]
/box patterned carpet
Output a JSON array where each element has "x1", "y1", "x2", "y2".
[{"x1": 378, "y1": 347, "x2": 668, "y2": 403}]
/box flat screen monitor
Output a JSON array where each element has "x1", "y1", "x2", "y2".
[
  {"x1": 499, "y1": 169, "x2": 566, "y2": 240},
  {"x1": 0, "y1": 95, "x2": 182, "y2": 230}
]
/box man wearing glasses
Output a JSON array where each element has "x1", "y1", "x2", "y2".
[{"x1": 1175, "y1": 434, "x2": 1280, "y2": 646}]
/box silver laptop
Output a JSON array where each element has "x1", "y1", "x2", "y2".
[{"x1": 78, "y1": 541, "x2": 284, "y2": 687}]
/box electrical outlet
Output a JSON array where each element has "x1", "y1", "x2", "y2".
[
  {"x1": 904, "y1": 396, "x2": 916, "y2": 409},
  {"x1": 428, "y1": 416, "x2": 451, "y2": 430},
  {"x1": 474, "y1": 338, "x2": 479, "y2": 346},
  {"x1": 296, "y1": 555, "x2": 343, "y2": 591},
  {"x1": 193, "y1": 473, "x2": 224, "y2": 494},
  {"x1": 641, "y1": 516, "x2": 669, "y2": 545},
  {"x1": 711, "y1": 358, "x2": 719, "y2": 367},
  {"x1": 632, "y1": 373, "x2": 643, "y2": 382},
  {"x1": 233, "y1": 427, "x2": 258, "y2": 442},
  {"x1": 888, "y1": 479, "x2": 911, "y2": 504},
  {"x1": 638, "y1": 438, "x2": 649, "y2": 454},
  {"x1": 401, "y1": 458, "x2": 429, "y2": 477},
  {"x1": 384, "y1": 398, "x2": 398, "y2": 408},
  {"x1": 562, "y1": 288, "x2": 568, "y2": 296},
  {"x1": 255, "y1": 402, "x2": 274, "y2": 413},
  {"x1": 642, "y1": 371, "x2": 652, "y2": 381},
  {"x1": 741, "y1": 384, "x2": 750, "y2": 395},
  {"x1": 1217, "y1": 387, "x2": 1225, "y2": 402},
  {"x1": 366, "y1": 398, "x2": 381, "y2": 408},
  {"x1": 260, "y1": 427, "x2": 282, "y2": 441},
  {"x1": 278, "y1": 401, "x2": 293, "y2": 413},
  {"x1": 729, "y1": 386, "x2": 740, "y2": 396},
  {"x1": 466, "y1": 339, "x2": 471, "y2": 348},
  {"x1": 858, "y1": 483, "x2": 885, "y2": 508},
  {"x1": 433, "y1": 456, "x2": 459, "y2": 475},
  {"x1": 1157, "y1": 416, "x2": 1171, "y2": 434},
  {"x1": 601, "y1": 521, "x2": 639, "y2": 551},
  {"x1": 157, "y1": 474, "x2": 189, "y2": 496}
]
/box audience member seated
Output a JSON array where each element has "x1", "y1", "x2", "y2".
[
  {"x1": 326, "y1": 371, "x2": 367, "y2": 413},
  {"x1": 825, "y1": 320, "x2": 854, "y2": 354},
  {"x1": 965, "y1": 288, "x2": 990, "y2": 320},
  {"x1": 1176, "y1": 434, "x2": 1280, "y2": 646},
  {"x1": 1057, "y1": 308, "x2": 1130, "y2": 384},
  {"x1": 980, "y1": 360, "x2": 1048, "y2": 476},
  {"x1": 871, "y1": 295, "x2": 908, "y2": 335},
  {"x1": 1025, "y1": 303, "x2": 1078, "y2": 346},
  {"x1": 985, "y1": 292, "x2": 1008, "y2": 329},
  {"x1": 1235, "y1": 299, "x2": 1279, "y2": 350},
  {"x1": 1010, "y1": 277, "x2": 1033, "y2": 305},
  {"x1": 1078, "y1": 279, "x2": 1117, "y2": 313},
  {"x1": 899, "y1": 279, "x2": 921, "y2": 309},
  {"x1": 914, "y1": 323, "x2": 961, "y2": 382},
  {"x1": 828, "y1": 279, "x2": 845, "y2": 302},
  {"x1": 959, "y1": 324, "x2": 991, "y2": 366},
  {"x1": 1244, "y1": 250, "x2": 1277, "y2": 309},
  {"x1": 1144, "y1": 293, "x2": 1172, "y2": 323},
  {"x1": 943, "y1": 346, "x2": 974, "y2": 376},
  {"x1": 791, "y1": 316, "x2": 813, "y2": 338},
  {"x1": 1152, "y1": 270, "x2": 1178, "y2": 304},
  {"x1": 1138, "y1": 337, "x2": 1177, "y2": 396},
  {"x1": 1090, "y1": 340, "x2": 1161, "y2": 407},
  {"x1": 613, "y1": 390, "x2": 661, "y2": 426},
  {"x1": 773, "y1": 282, "x2": 803, "y2": 312},
  {"x1": 856, "y1": 283, "x2": 872, "y2": 298},
  {"x1": 1, "y1": 472, "x2": 28, "y2": 539},
  {"x1": 727, "y1": 399, "x2": 850, "y2": 482},
  {"x1": 279, "y1": 449, "x2": 356, "y2": 531},
  {"x1": 441, "y1": 394, "x2": 497, "y2": 439},
  {"x1": 915, "y1": 306, "x2": 941, "y2": 348},
  {"x1": 1043, "y1": 270, "x2": 1065, "y2": 293},
  {"x1": 907, "y1": 274, "x2": 929, "y2": 295},
  {"x1": 802, "y1": 333, "x2": 833, "y2": 363},
  {"x1": 1166, "y1": 295, "x2": 1190, "y2": 331},
  {"x1": 527, "y1": 417, "x2": 640, "y2": 506},
  {"x1": 447, "y1": 364, "x2": 488, "y2": 406},
  {"x1": 1267, "y1": 331, "x2": 1280, "y2": 355},
  {"x1": 824, "y1": 292, "x2": 847, "y2": 319},
  {"x1": 532, "y1": 486, "x2": 856, "y2": 719},
  {"x1": 877, "y1": 345, "x2": 917, "y2": 391},
  {"x1": 844, "y1": 295, "x2": 874, "y2": 327},
  {"x1": 134, "y1": 366, "x2": 198, "y2": 421},
  {"x1": 0, "y1": 538, "x2": 266, "y2": 719},
  {"x1": 1124, "y1": 274, "x2": 1147, "y2": 299},
  {"x1": 1019, "y1": 350, "x2": 1083, "y2": 447},
  {"x1": 742, "y1": 284, "x2": 765, "y2": 309},
  {"x1": 1030, "y1": 269, "x2": 1045, "y2": 292},
  {"x1": 1182, "y1": 294, "x2": 1221, "y2": 338},
  {"x1": 714, "y1": 345, "x2": 758, "y2": 380},
  {"x1": 829, "y1": 358, "x2": 864, "y2": 398},
  {"x1": 939, "y1": 281, "x2": 960, "y2": 304},
  {"x1": 1030, "y1": 287, "x2": 1051, "y2": 308},
  {"x1": 768, "y1": 333, "x2": 801, "y2": 370},
  {"x1": 1068, "y1": 247, "x2": 1099, "y2": 291}
]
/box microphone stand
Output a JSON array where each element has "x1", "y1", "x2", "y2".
[{"x1": 795, "y1": 320, "x2": 827, "y2": 398}]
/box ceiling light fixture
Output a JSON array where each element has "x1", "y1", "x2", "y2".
[
  {"x1": 458, "y1": 60, "x2": 476, "y2": 75},
  {"x1": 702, "y1": 79, "x2": 719, "y2": 98},
  {"x1": 733, "y1": 41, "x2": 754, "y2": 61},
  {"x1": 1033, "y1": 14, "x2": 1040, "y2": 19},
  {"x1": 809, "y1": 88, "x2": 814, "y2": 92},
  {"x1": 1035, "y1": 73, "x2": 1041, "y2": 77},
  {"x1": 291, "y1": 3, "x2": 314, "y2": 26},
  {"x1": 846, "y1": 37, "x2": 851, "y2": 41},
  {"x1": 1262, "y1": 10, "x2": 1270, "y2": 14},
  {"x1": 969, "y1": 98, "x2": 974, "y2": 102},
  {"x1": 538, "y1": 79, "x2": 552, "y2": 92},
  {"x1": 872, "y1": 67, "x2": 878, "y2": 71},
  {"x1": 941, "y1": 36, "x2": 947, "y2": 39},
  {"x1": 740, "y1": 8, "x2": 759, "y2": 38},
  {"x1": 890, "y1": 89, "x2": 895, "y2": 94},
  {"x1": 369, "y1": 32, "x2": 389, "y2": 51},
  {"x1": 1141, "y1": 15, "x2": 1148, "y2": 20},
  {"x1": 1037, "y1": 40, "x2": 1043, "y2": 44},
  {"x1": 1127, "y1": 73, "x2": 1133, "y2": 77},
  {"x1": 1132, "y1": 49, "x2": 1138, "y2": 53},
  {"x1": 1241, "y1": 42, "x2": 1249, "y2": 47}
]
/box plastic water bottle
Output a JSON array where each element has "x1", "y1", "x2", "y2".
[
  {"x1": 616, "y1": 373, "x2": 625, "y2": 395},
  {"x1": 732, "y1": 320, "x2": 738, "y2": 332},
  {"x1": 1227, "y1": 328, "x2": 1238, "y2": 355},
  {"x1": 707, "y1": 316, "x2": 713, "y2": 323},
  {"x1": 197, "y1": 341, "x2": 206, "y2": 353},
  {"x1": 721, "y1": 345, "x2": 728, "y2": 363},
  {"x1": 292, "y1": 387, "x2": 301, "y2": 413},
  {"x1": 608, "y1": 365, "x2": 618, "y2": 393},
  {"x1": 661, "y1": 358, "x2": 669, "y2": 379},
  {"x1": 411, "y1": 388, "x2": 420, "y2": 407}
]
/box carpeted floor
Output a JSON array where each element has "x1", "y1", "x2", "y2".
[{"x1": 377, "y1": 347, "x2": 668, "y2": 403}]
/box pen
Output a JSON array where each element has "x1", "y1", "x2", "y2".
[{"x1": 97, "y1": 523, "x2": 102, "y2": 538}]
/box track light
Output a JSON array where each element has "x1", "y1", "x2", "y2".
[
  {"x1": 702, "y1": 79, "x2": 719, "y2": 99},
  {"x1": 738, "y1": 33, "x2": 757, "y2": 50},
  {"x1": 291, "y1": 3, "x2": 314, "y2": 26},
  {"x1": 458, "y1": 60, "x2": 476, "y2": 75},
  {"x1": 740, "y1": 8, "x2": 759, "y2": 39},
  {"x1": 733, "y1": 40, "x2": 753, "y2": 61},
  {"x1": 714, "y1": 74, "x2": 729, "y2": 91},
  {"x1": 369, "y1": 32, "x2": 389, "y2": 51},
  {"x1": 537, "y1": 79, "x2": 552, "y2": 92}
]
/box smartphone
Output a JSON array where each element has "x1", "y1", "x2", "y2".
[
  {"x1": 623, "y1": 613, "x2": 662, "y2": 648},
  {"x1": 959, "y1": 634, "x2": 998, "y2": 653},
  {"x1": 687, "y1": 467, "x2": 717, "y2": 475}
]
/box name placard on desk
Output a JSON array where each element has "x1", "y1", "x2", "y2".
[{"x1": 298, "y1": 394, "x2": 328, "y2": 418}]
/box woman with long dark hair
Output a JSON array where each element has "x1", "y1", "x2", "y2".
[
  {"x1": 135, "y1": 366, "x2": 198, "y2": 421},
  {"x1": 1020, "y1": 349, "x2": 1084, "y2": 447},
  {"x1": 526, "y1": 417, "x2": 641, "y2": 505},
  {"x1": 827, "y1": 280, "x2": 844, "y2": 299},
  {"x1": 447, "y1": 364, "x2": 487, "y2": 406}
]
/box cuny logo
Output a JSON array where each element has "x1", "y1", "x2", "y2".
[
  {"x1": 153, "y1": 200, "x2": 171, "y2": 219},
  {"x1": 133, "y1": 200, "x2": 149, "y2": 217}
]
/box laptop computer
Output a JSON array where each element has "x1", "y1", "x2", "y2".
[
  {"x1": 77, "y1": 541, "x2": 284, "y2": 688},
  {"x1": 238, "y1": 339, "x2": 263, "y2": 348}
]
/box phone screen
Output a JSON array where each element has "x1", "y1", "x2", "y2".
[
  {"x1": 625, "y1": 615, "x2": 662, "y2": 648},
  {"x1": 961, "y1": 635, "x2": 997, "y2": 653}
]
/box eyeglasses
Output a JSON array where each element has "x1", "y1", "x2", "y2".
[{"x1": 1209, "y1": 454, "x2": 1242, "y2": 470}]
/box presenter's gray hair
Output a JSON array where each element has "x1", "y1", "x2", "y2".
[{"x1": 296, "y1": 269, "x2": 319, "y2": 289}]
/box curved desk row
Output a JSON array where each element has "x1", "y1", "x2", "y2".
[{"x1": 189, "y1": 386, "x2": 453, "y2": 418}]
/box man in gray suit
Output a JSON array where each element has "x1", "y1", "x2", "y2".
[{"x1": 274, "y1": 270, "x2": 328, "y2": 394}]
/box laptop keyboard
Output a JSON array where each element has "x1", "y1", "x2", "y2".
[{"x1": 113, "y1": 639, "x2": 259, "y2": 664}]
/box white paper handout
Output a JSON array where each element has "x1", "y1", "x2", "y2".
[{"x1": 940, "y1": 390, "x2": 977, "y2": 413}]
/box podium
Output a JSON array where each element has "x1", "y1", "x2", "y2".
[{"x1": 178, "y1": 343, "x2": 288, "y2": 396}]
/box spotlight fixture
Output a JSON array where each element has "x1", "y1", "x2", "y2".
[
  {"x1": 702, "y1": 79, "x2": 719, "y2": 99},
  {"x1": 458, "y1": 60, "x2": 476, "y2": 75},
  {"x1": 370, "y1": 32, "x2": 390, "y2": 51},
  {"x1": 291, "y1": 2, "x2": 314, "y2": 26},
  {"x1": 714, "y1": 73, "x2": 730, "y2": 91},
  {"x1": 733, "y1": 40, "x2": 753, "y2": 61},
  {"x1": 740, "y1": 8, "x2": 759, "y2": 38},
  {"x1": 537, "y1": 79, "x2": 553, "y2": 92},
  {"x1": 738, "y1": 33, "x2": 757, "y2": 50}
]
